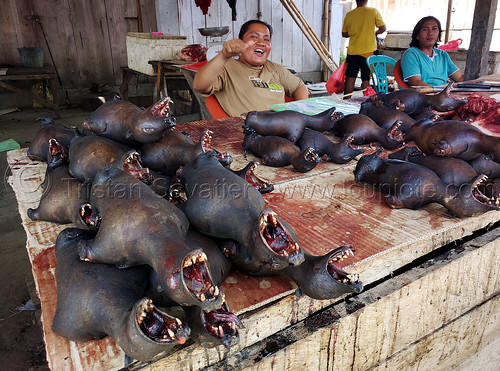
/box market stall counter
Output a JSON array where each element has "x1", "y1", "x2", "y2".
[{"x1": 7, "y1": 114, "x2": 500, "y2": 370}]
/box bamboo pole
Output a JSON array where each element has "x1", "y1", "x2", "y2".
[
  {"x1": 279, "y1": 0, "x2": 335, "y2": 72},
  {"x1": 338, "y1": 88, "x2": 367, "y2": 98},
  {"x1": 286, "y1": 0, "x2": 331, "y2": 57},
  {"x1": 285, "y1": 0, "x2": 338, "y2": 69},
  {"x1": 322, "y1": 0, "x2": 331, "y2": 81},
  {"x1": 280, "y1": 0, "x2": 325, "y2": 57}
]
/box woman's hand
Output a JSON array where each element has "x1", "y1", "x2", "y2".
[{"x1": 221, "y1": 39, "x2": 247, "y2": 59}]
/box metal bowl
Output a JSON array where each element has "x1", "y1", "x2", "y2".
[{"x1": 198, "y1": 26, "x2": 230, "y2": 37}]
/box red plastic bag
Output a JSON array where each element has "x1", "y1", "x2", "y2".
[
  {"x1": 326, "y1": 60, "x2": 347, "y2": 94},
  {"x1": 363, "y1": 86, "x2": 376, "y2": 96},
  {"x1": 438, "y1": 38, "x2": 462, "y2": 51}
]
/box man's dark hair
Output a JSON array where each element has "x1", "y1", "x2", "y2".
[
  {"x1": 238, "y1": 20, "x2": 273, "y2": 40},
  {"x1": 409, "y1": 16, "x2": 442, "y2": 48}
]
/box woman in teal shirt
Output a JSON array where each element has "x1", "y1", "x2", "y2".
[{"x1": 401, "y1": 16, "x2": 464, "y2": 87}]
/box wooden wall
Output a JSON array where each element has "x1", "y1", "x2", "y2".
[
  {"x1": 0, "y1": 0, "x2": 157, "y2": 92},
  {"x1": 1, "y1": 0, "x2": 497, "y2": 104},
  {"x1": 156, "y1": 0, "x2": 343, "y2": 79}
]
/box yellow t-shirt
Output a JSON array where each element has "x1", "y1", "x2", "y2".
[
  {"x1": 206, "y1": 58, "x2": 304, "y2": 117},
  {"x1": 342, "y1": 6, "x2": 385, "y2": 55}
]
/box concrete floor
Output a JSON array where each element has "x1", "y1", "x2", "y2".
[{"x1": 0, "y1": 106, "x2": 90, "y2": 370}]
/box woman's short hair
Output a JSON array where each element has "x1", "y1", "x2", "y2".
[
  {"x1": 238, "y1": 20, "x2": 273, "y2": 40},
  {"x1": 410, "y1": 16, "x2": 442, "y2": 48}
]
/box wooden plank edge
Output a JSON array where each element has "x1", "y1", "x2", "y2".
[
  {"x1": 141, "y1": 226, "x2": 500, "y2": 371},
  {"x1": 374, "y1": 294, "x2": 500, "y2": 370}
]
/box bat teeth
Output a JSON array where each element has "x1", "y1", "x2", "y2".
[
  {"x1": 268, "y1": 213, "x2": 278, "y2": 226},
  {"x1": 167, "y1": 329, "x2": 175, "y2": 339},
  {"x1": 176, "y1": 318, "x2": 182, "y2": 326},
  {"x1": 218, "y1": 325, "x2": 224, "y2": 337},
  {"x1": 211, "y1": 325, "x2": 219, "y2": 336},
  {"x1": 213, "y1": 286, "x2": 219, "y2": 297},
  {"x1": 199, "y1": 293, "x2": 206, "y2": 302},
  {"x1": 346, "y1": 273, "x2": 359, "y2": 282},
  {"x1": 137, "y1": 310, "x2": 147, "y2": 324}
]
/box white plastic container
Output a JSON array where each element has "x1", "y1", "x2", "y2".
[{"x1": 126, "y1": 32, "x2": 187, "y2": 75}]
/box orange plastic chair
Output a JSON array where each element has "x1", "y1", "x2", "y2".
[
  {"x1": 205, "y1": 94, "x2": 294, "y2": 119},
  {"x1": 394, "y1": 59, "x2": 410, "y2": 90},
  {"x1": 205, "y1": 94, "x2": 229, "y2": 119}
]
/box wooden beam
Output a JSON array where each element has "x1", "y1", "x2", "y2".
[
  {"x1": 445, "y1": 0, "x2": 453, "y2": 43},
  {"x1": 322, "y1": 0, "x2": 331, "y2": 81},
  {"x1": 136, "y1": 0, "x2": 143, "y2": 32},
  {"x1": 464, "y1": 0, "x2": 498, "y2": 80}
]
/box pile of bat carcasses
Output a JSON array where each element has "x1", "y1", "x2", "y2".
[
  {"x1": 26, "y1": 95, "x2": 362, "y2": 362},
  {"x1": 354, "y1": 83, "x2": 500, "y2": 217},
  {"x1": 243, "y1": 82, "x2": 500, "y2": 217}
]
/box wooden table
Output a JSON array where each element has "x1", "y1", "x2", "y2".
[
  {"x1": 8, "y1": 112, "x2": 500, "y2": 369},
  {"x1": 149, "y1": 59, "x2": 213, "y2": 121},
  {"x1": 0, "y1": 65, "x2": 60, "y2": 110}
]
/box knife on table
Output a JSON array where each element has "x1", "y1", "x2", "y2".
[{"x1": 455, "y1": 83, "x2": 491, "y2": 89}]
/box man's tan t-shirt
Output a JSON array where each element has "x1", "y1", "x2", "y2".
[{"x1": 206, "y1": 58, "x2": 304, "y2": 117}]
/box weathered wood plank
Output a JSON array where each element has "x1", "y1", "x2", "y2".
[
  {"x1": 464, "y1": 0, "x2": 498, "y2": 80},
  {"x1": 270, "y1": 0, "x2": 285, "y2": 66},
  {"x1": 455, "y1": 336, "x2": 500, "y2": 370},
  {"x1": 206, "y1": 228, "x2": 500, "y2": 371},
  {"x1": 375, "y1": 295, "x2": 500, "y2": 370}
]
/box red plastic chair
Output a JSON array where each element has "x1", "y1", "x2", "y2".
[{"x1": 394, "y1": 59, "x2": 410, "y2": 90}]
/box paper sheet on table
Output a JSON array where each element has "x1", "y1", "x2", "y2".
[{"x1": 269, "y1": 96, "x2": 361, "y2": 115}]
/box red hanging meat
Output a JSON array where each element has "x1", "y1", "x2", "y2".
[{"x1": 195, "y1": 0, "x2": 212, "y2": 15}]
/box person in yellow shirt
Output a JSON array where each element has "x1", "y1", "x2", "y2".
[{"x1": 342, "y1": 0, "x2": 386, "y2": 97}]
